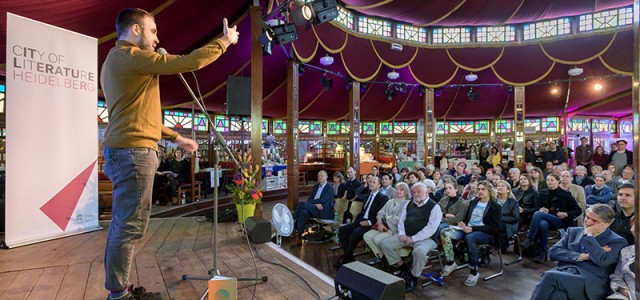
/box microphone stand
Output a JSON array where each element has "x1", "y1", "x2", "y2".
[{"x1": 177, "y1": 72, "x2": 267, "y2": 299}]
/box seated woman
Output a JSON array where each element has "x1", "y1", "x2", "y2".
[
  {"x1": 521, "y1": 174, "x2": 582, "y2": 263},
  {"x1": 437, "y1": 181, "x2": 467, "y2": 235},
  {"x1": 609, "y1": 216, "x2": 636, "y2": 300},
  {"x1": 461, "y1": 179, "x2": 479, "y2": 203},
  {"x1": 495, "y1": 180, "x2": 519, "y2": 252},
  {"x1": 362, "y1": 182, "x2": 411, "y2": 262},
  {"x1": 513, "y1": 173, "x2": 540, "y2": 227},
  {"x1": 530, "y1": 204, "x2": 627, "y2": 300},
  {"x1": 440, "y1": 181, "x2": 501, "y2": 286}
]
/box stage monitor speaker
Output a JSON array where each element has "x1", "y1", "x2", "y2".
[
  {"x1": 208, "y1": 276, "x2": 237, "y2": 300},
  {"x1": 226, "y1": 76, "x2": 251, "y2": 117},
  {"x1": 245, "y1": 216, "x2": 271, "y2": 244},
  {"x1": 334, "y1": 261, "x2": 405, "y2": 300}
]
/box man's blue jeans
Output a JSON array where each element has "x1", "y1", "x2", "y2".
[{"x1": 103, "y1": 147, "x2": 158, "y2": 292}]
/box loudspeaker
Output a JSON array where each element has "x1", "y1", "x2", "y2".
[
  {"x1": 208, "y1": 276, "x2": 237, "y2": 300},
  {"x1": 226, "y1": 76, "x2": 251, "y2": 116},
  {"x1": 334, "y1": 261, "x2": 405, "y2": 300},
  {"x1": 245, "y1": 216, "x2": 271, "y2": 244}
]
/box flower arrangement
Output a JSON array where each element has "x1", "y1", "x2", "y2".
[{"x1": 227, "y1": 153, "x2": 263, "y2": 205}]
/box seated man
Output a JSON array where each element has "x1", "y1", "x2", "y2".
[
  {"x1": 379, "y1": 183, "x2": 442, "y2": 292},
  {"x1": 584, "y1": 174, "x2": 612, "y2": 206},
  {"x1": 609, "y1": 183, "x2": 635, "y2": 246},
  {"x1": 289, "y1": 170, "x2": 334, "y2": 248},
  {"x1": 336, "y1": 176, "x2": 388, "y2": 267},
  {"x1": 530, "y1": 204, "x2": 627, "y2": 300}
]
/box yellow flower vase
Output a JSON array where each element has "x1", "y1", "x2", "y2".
[{"x1": 236, "y1": 203, "x2": 256, "y2": 224}]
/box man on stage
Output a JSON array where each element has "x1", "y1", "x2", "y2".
[{"x1": 100, "y1": 8, "x2": 238, "y2": 300}]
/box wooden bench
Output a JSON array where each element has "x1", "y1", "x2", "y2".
[{"x1": 177, "y1": 181, "x2": 202, "y2": 203}]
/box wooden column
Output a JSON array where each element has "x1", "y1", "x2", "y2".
[
  {"x1": 349, "y1": 82, "x2": 361, "y2": 177},
  {"x1": 632, "y1": 0, "x2": 640, "y2": 291},
  {"x1": 424, "y1": 88, "x2": 436, "y2": 164},
  {"x1": 513, "y1": 87, "x2": 525, "y2": 170},
  {"x1": 286, "y1": 59, "x2": 300, "y2": 210},
  {"x1": 250, "y1": 4, "x2": 263, "y2": 216}
]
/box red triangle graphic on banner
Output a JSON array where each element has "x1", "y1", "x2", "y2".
[{"x1": 40, "y1": 160, "x2": 97, "y2": 231}]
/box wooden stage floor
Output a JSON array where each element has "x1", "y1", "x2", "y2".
[{"x1": 0, "y1": 218, "x2": 334, "y2": 300}]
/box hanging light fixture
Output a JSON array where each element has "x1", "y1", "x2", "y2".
[
  {"x1": 387, "y1": 70, "x2": 399, "y2": 80},
  {"x1": 465, "y1": 72, "x2": 478, "y2": 82},
  {"x1": 319, "y1": 54, "x2": 334, "y2": 66}
]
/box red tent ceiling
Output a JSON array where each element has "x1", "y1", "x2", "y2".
[{"x1": 0, "y1": 0, "x2": 633, "y2": 121}]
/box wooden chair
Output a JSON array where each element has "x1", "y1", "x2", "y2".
[
  {"x1": 298, "y1": 172, "x2": 308, "y2": 186},
  {"x1": 177, "y1": 181, "x2": 202, "y2": 203}
]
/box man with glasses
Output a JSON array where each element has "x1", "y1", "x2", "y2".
[
  {"x1": 609, "y1": 183, "x2": 635, "y2": 246},
  {"x1": 607, "y1": 140, "x2": 633, "y2": 176},
  {"x1": 530, "y1": 204, "x2": 627, "y2": 300}
]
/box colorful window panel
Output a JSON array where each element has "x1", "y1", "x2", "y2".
[
  {"x1": 568, "y1": 118, "x2": 590, "y2": 133},
  {"x1": 579, "y1": 6, "x2": 633, "y2": 32},
  {"x1": 495, "y1": 120, "x2": 512, "y2": 134},
  {"x1": 433, "y1": 27, "x2": 471, "y2": 44},
  {"x1": 525, "y1": 118, "x2": 541, "y2": 132},
  {"x1": 273, "y1": 119, "x2": 286, "y2": 134},
  {"x1": 523, "y1": 18, "x2": 571, "y2": 40},
  {"x1": 379, "y1": 122, "x2": 393, "y2": 135},
  {"x1": 192, "y1": 113, "x2": 209, "y2": 131},
  {"x1": 592, "y1": 119, "x2": 616, "y2": 133},
  {"x1": 261, "y1": 120, "x2": 268, "y2": 134},
  {"x1": 394, "y1": 121, "x2": 417, "y2": 134},
  {"x1": 98, "y1": 101, "x2": 109, "y2": 123},
  {"x1": 0, "y1": 84, "x2": 5, "y2": 114},
  {"x1": 474, "y1": 121, "x2": 490, "y2": 134},
  {"x1": 620, "y1": 120, "x2": 632, "y2": 134},
  {"x1": 163, "y1": 110, "x2": 192, "y2": 129},
  {"x1": 336, "y1": 5, "x2": 354, "y2": 30},
  {"x1": 449, "y1": 121, "x2": 474, "y2": 133},
  {"x1": 541, "y1": 117, "x2": 559, "y2": 132},
  {"x1": 396, "y1": 24, "x2": 427, "y2": 43},
  {"x1": 340, "y1": 122, "x2": 351, "y2": 134},
  {"x1": 214, "y1": 115, "x2": 230, "y2": 132},
  {"x1": 435, "y1": 121, "x2": 448, "y2": 135},
  {"x1": 357, "y1": 16, "x2": 392, "y2": 37},
  {"x1": 298, "y1": 120, "x2": 322, "y2": 135},
  {"x1": 230, "y1": 117, "x2": 251, "y2": 132},
  {"x1": 327, "y1": 121, "x2": 341, "y2": 135},
  {"x1": 360, "y1": 122, "x2": 376, "y2": 135},
  {"x1": 476, "y1": 26, "x2": 516, "y2": 42}
]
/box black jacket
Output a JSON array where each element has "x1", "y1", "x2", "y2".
[
  {"x1": 513, "y1": 187, "x2": 540, "y2": 215},
  {"x1": 539, "y1": 188, "x2": 582, "y2": 229},
  {"x1": 345, "y1": 178, "x2": 362, "y2": 200},
  {"x1": 356, "y1": 192, "x2": 389, "y2": 223},
  {"x1": 464, "y1": 199, "x2": 502, "y2": 235},
  {"x1": 543, "y1": 149, "x2": 565, "y2": 165},
  {"x1": 572, "y1": 176, "x2": 595, "y2": 189},
  {"x1": 525, "y1": 147, "x2": 537, "y2": 164}
]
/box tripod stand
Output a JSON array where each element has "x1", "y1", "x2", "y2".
[{"x1": 176, "y1": 72, "x2": 267, "y2": 299}]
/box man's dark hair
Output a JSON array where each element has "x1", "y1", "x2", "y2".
[
  {"x1": 381, "y1": 172, "x2": 392, "y2": 181},
  {"x1": 116, "y1": 8, "x2": 152, "y2": 39},
  {"x1": 619, "y1": 183, "x2": 635, "y2": 191}
]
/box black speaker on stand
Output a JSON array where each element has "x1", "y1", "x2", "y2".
[
  {"x1": 334, "y1": 261, "x2": 405, "y2": 300},
  {"x1": 226, "y1": 76, "x2": 252, "y2": 158}
]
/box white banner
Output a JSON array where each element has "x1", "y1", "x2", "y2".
[{"x1": 6, "y1": 13, "x2": 100, "y2": 247}]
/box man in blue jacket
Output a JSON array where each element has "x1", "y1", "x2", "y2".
[
  {"x1": 289, "y1": 170, "x2": 334, "y2": 248},
  {"x1": 530, "y1": 204, "x2": 627, "y2": 300}
]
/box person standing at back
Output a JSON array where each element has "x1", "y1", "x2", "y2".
[{"x1": 100, "y1": 8, "x2": 239, "y2": 300}]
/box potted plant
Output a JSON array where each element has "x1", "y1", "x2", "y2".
[{"x1": 226, "y1": 153, "x2": 262, "y2": 224}]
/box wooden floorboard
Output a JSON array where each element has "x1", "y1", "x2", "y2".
[
  {"x1": 56, "y1": 262, "x2": 91, "y2": 300},
  {"x1": 29, "y1": 265, "x2": 67, "y2": 300}
]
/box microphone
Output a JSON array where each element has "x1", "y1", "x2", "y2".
[{"x1": 157, "y1": 48, "x2": 168, "y2": 55}]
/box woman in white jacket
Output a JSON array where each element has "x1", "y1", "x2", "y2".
[{"x1": 363, "y1": 182, "x2": 411, "y2": 262}]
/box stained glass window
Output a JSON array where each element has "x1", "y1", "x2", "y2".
[
  {"x1": 496, "y1": 120, "x2": 512, "y2": 134},
  {"x1": 214, "y1": 115, "x2": 230, "y2": 132},
  {"x1": 299, "y1": 120, "x2": 322, "y2": 135},
  {"x1": 435, "y1": 121, "x2": 449, "y2": 135},
  {"x1": 541, "y1": 117, "x2": 559, "y2": 132},
  {"x1": 523, "y1": 18, "x2": 571, "y2": 40},
  {"x1": 476, "y1": 26, "x2": 516, "y2": 42},
  {"x1": 448, "y1": 121, "x2": 474, "y2": 133},
  {"x1": 396, "y1": 24, "x2": 427, "y2": 43},
  {"x1": 98, "y1": 101, "x2": 109, "y2": 123},
  {"x1": 327, "y1": 121, "x2": 341, "y2": 135},
  {"x1": 336, "y1": 5, "x2": 354, "y2": 30},
  {"x1": 394, "y1": 121, "x2": 417, "y2": 134},
  {"x1": 432, "y1": 27, "x2": 471, "y2": 44},
  {"x1": 592, "y1": 119, "x2": 616, "y2": 133},
  {"x1": 379, "y1": 122, "x2": 393, "y2": 135},
  {"x1": 261, "y1": 120, "x2": 268, "y2": 134},
  {"x1": 360, "y1": 121, "x2": 376, "y2": 135},
  {"x1": 273, "y1": 119, "x2": 286, "y2": 134},
  {"x1": 568, "y1": 118, "x2": 590, "y2": 133},
  {"x1": 340, "y1": 122, "x2": 351, "y2": 134},
  {"x1": 164, "y1": 110, "x2": 192, "y2": 129},
  {"x1": 525, "y1": 118, "x2": 541, "y2": 132},
  {"x1": 358, "y1": 16, "x2": 392, "y2": 37},
  {"x1": 474, "y1": 121, "x2": 490, "y2": 134},
  {"x1": 620, "y1": 120, "x2": 632, "y2": 134},
  {"x1": 192, "y1": 113, "x2": 208, "y2": 131},
  {"x1": 0, "y1": 84, "x2": 5, "y2": 114},
  {"x1": 579, "y1": 6, "x2": 633, "y2": 32},
  {"x1": 230, "y1": 117, "x2": 251, "y2": 132}
]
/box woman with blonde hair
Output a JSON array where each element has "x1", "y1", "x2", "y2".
[{"x1": 496, "y1": 180, "x2": 519, "y2": 252}]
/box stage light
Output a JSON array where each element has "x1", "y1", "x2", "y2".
[
  {"x1": 467, "y1": 87, "x2": 479, "y2": 102},
  {"x1": 385, "y1": 86, "x2": 396, "y2": 100},
  {"x1": 505, "y1": 85, "x2": 514, "y2": 94},
  {"x1": 298, "y1": 64, "x2": 305, "y2": 76},
  {"x1": 418, "y1": 86, "x2": 426, "y2": 96},
  {"x1": 291, "y1": 4, "x2": 314, "y2": 26},
  {"x1": 320, "y1": 76, "x2": 333, "y2": 91},
  {"x1": 594, "y1": 82, "x2": 603, "y2": 91},
  {"x1": 396, "y1": 83, "x2": 407, "y2": 93},
  {"x1": 310, "y1": 0, "x2": 338, "y2": 24},
  {"x1": 260, "y1": 21, "x2": 298, "y2": 46},
  {"x1": 434, "y1": 88, "x2": 442, "y2": 97},
  {"x1": 344, "y1": 78, "x2": 353, "y2": 90},
  {"x1": 550, "y1": 86, "x2": 559, "y2": 95}
]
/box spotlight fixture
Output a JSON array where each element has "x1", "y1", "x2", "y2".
[
  {"x1": 396, "y1": 83, "x2": 407, "y2": 93},
  {"x1": 387, "y1": 70, "x2": 400, "y2": 80},
  {"x1": 344, "y1": 78, "x2": 353, "y2": 90},
  {"x1": 434, "y1": 88, "x2": 442, "y2": 97},
  {"x1": 319, "y1": 54, "x2": 334, "y2": 66},
  {"x1": 505, "y1": 85, "x2": 514, "y2": 94},
  {"x1": 320, "y1": 76, "x2": 333, "y2": 91},
  {"x1": 594, "y1": 82, "x2": 603, "y2": 91},
  {"x1": 465, "y1": 72, "x2": 478, "y2": 82},
  {"x1": 291, "y1": 4, "x2": 315, "y2": 26},
  {"x1": 298, "y1": 64, "x2": 305, "y2": 76},
  {"x1": 385, "y1": 85, "x2": 396, "y2": 100},
  {"x1": 467, "y1": 87, "x2": 479, "y2": 102},
  {"x1": 550, "y1": 86, "x2": 559, "y2": 95},
  {"x1": 418, "y1": 86, "x2": 426, "y2": 96},
  {"x1": 309, "y1": 0, "x2": 338, "y2": 24},
  {"x1": 260, "y1": 21, "x2": 298, "y2": 46}
]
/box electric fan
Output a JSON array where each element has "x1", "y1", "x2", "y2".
[{"x1": 271, "y1": 203, "x2": 294, "y2": 246}]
